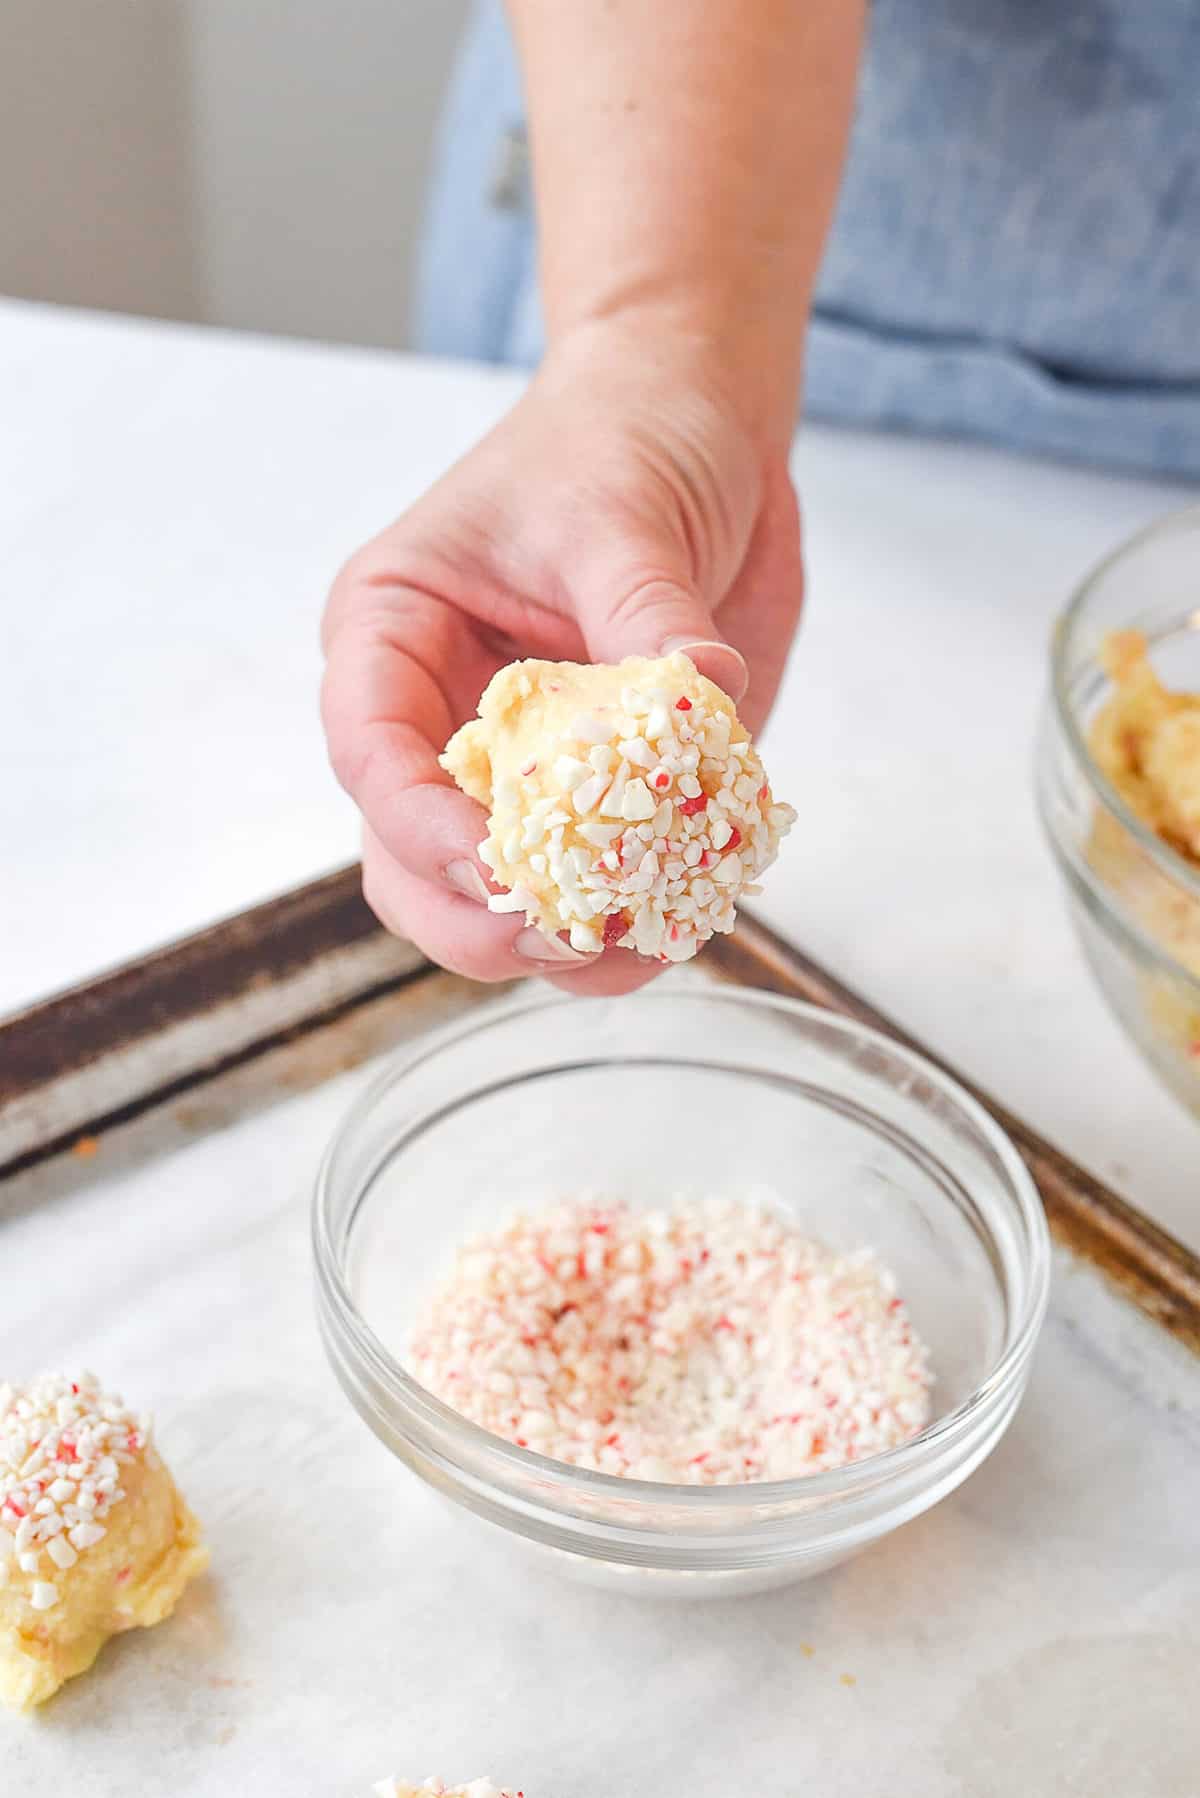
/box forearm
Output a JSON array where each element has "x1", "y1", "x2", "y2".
[{"x1": 507, "y1": 0, "x2": 864, "y2": 447}]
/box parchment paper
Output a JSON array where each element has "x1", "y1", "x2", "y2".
[{"x1": 3, "y1": 1045, "x2": 1198, "y2": 1797}]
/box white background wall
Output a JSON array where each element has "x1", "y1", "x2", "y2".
[{"x1": 0, "y1": 0, "x2": 469, "y2": 348}]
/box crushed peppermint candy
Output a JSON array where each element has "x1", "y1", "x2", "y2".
[
  {"x1": 0, "y1": 1373, "x2": 149, "y2": 1610},
  {"x1": 406, "y1": 1198, "x2": 933, "y2": 1483},
  {"x1": 374, "y1": 1782, "x2": 522, "y2": 1798},
  {"x1": 440, "y1": 654, "x2": 796, "y2": 961}
]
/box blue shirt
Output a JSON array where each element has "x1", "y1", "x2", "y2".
[{"x1": 416, "y1": 0, "x2": 1200, "y2": 480}]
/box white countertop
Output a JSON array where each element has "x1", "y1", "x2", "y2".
[{"x1": 2, "y1": 298, "x2": 1196, "y2": 1245}]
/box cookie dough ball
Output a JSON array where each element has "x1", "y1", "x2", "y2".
[
  {"x1": 441, "y1": 652, "x2": 795, "y2": 960},
  {"x1": 0, "y1": 1373, "x2": 208, "y2": 1710},
  {"x1": 374, "y1": 1782, "x2": 518, "y2": 1798}
]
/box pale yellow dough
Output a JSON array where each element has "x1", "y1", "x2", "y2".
[
  {"x1": 1, "y1": 1378, "x2": 208, "y2": 1711},
  {"x1": 1088, "y1": 630, "x2": 1200, "y2": 981},
  {"x1": 441, "y1": 651, "x2": 794, "y2": 960},
  {"x1": 1091, "y1": 630, "x2": 1200, "y2": 867},
  {"x1": 1086, "y1": 631, "x2": 1200, "y2": 1085}
]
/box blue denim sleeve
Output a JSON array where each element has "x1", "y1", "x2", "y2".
[
  {"x1": 411, "y1": 0, "x2": 535, "y2": 362},
  {"x1": 415, "y1": 0, "x2": 1200, "y2": 481}
]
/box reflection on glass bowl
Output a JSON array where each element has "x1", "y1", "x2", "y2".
[{"x1": 1038, "y1": 505, "x2": 1200, "y2": 1118}]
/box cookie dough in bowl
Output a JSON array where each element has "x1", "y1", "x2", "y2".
[
  {"x1": 1085, "y1": 631, "x2": 1200, "y2": 1081},
  {"x1": 1090, "y1": 630, "x2": 1200, "y2": 867},
  {"x1": 1036, "y1": 511, "x2": 1200, "y2": 1117},
  {"x1": 0, "y1": 1373, "x2": 207, "y2": 1710},
  {"x1": 440, "y1": 651, "x2": 795, "y2": 961}
]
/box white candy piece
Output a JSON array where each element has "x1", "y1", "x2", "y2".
[
  {"x1": 568, "y1": 712, "x2": 612, "y2": 745},
  {"x1": 552, "y1": 754, "x2": 589, "y2": 790},
  {"x1": 486, "y1": 885, "x2": 536, "y2": 916},
  {"x1": 620, "y1": 777, "x2": 657, "y2": 821},
  {"x1": 618, "y1": 736, "x2": 656, "y2": 768},
  {"x1": 571, "y1": 771, "x2": 610, "y2": 815}
]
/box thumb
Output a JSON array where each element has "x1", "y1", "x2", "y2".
[{"x1": 576, "y1": 569, "x2": 750, "y2": 705}]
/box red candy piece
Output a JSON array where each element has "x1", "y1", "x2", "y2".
[
  {"x1": 602, "y1": 910, "x2": 628, "y2": 948},
  {"x1": 678, "y1": 793, "x2": 707, "y2": 816},
  {"x1": 675, "y1": 696, "x2": 692, "y2": 711}
]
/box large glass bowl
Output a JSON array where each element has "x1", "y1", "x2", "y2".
[
  {"x1": 1037, "y1": 506, "x2": 1200, "y2": 1117},
  {"x1": 313, "y1": 985, "x2": 1049, "y2": 1598}
]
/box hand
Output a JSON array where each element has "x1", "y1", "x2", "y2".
[{"x1": 320, "y1": 326, "x2": 803, "y2": 994}]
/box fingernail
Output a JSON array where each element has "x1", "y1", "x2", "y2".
[
  {"x1": 444, "y1": 859, "x2": 491, "y2": 904},
  {"x1": 515, "y1": 927, "x2": 595, "y2": 964},
  {"x1": 660, "y1": 637, "x2": 749, "y2": 704}
]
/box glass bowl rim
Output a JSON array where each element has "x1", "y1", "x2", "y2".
[
  {"x1": 313, "y1": 983, "x2": 1051, "y2": 1514},
  {"x1": 1037, "y1": 794, "x2": 1200, "y2": 1010},
  {"x1": 1049, "y1": 500, "x2": 1200, "y2": 911}
]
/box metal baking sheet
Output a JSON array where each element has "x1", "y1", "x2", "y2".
[
  {"x1": 5, "y1": 867, "x2": 1197, "y2": 1351},
  {"x1": 3, "y1": 872, "x2": 1198, "y2": 1796}
]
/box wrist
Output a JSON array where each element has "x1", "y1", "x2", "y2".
[{"x1": 540, "y1": 295, "x2": 804, "y2": 457}]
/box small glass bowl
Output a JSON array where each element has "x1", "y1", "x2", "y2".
[
  {"x1": 313, "y1": 986, "x2": 1049, "y2": 1597},
  {"x1": 1037, "y1": 505, "x2": 1200, "y2": 1117}
]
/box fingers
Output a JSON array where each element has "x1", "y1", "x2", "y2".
[
  {"x1": 321, "y1": 591, "x2": 498, "y2": 903},
  {"x1": 363, "y1": 829, "x2": 590, "y2": 981},
  {"x1": 660, "y1": 632, "x2": 750, "y2": 704},
  {"x1": 538, "y1": 954, "x2": 666, "y2": 998},
  {"x1": 711, "y1": 463, "x2": 804, "y2": 735},
  {"x1": 361, "y1": 827, "x2": 664, "y2": 994},
  {"x1": 576, "y1": 574, "x2": 749, "y2": 704},
  {"x1": 323, "y1": 572, "x2": 668, "y2": 995}
]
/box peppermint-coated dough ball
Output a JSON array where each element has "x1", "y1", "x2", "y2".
[
  {"x1": 440, "y1": 652, "x2": 795, "y2": 960},
  {"x1": 0, "y1": 1373, "x2": 207, "y2": 1710}
]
